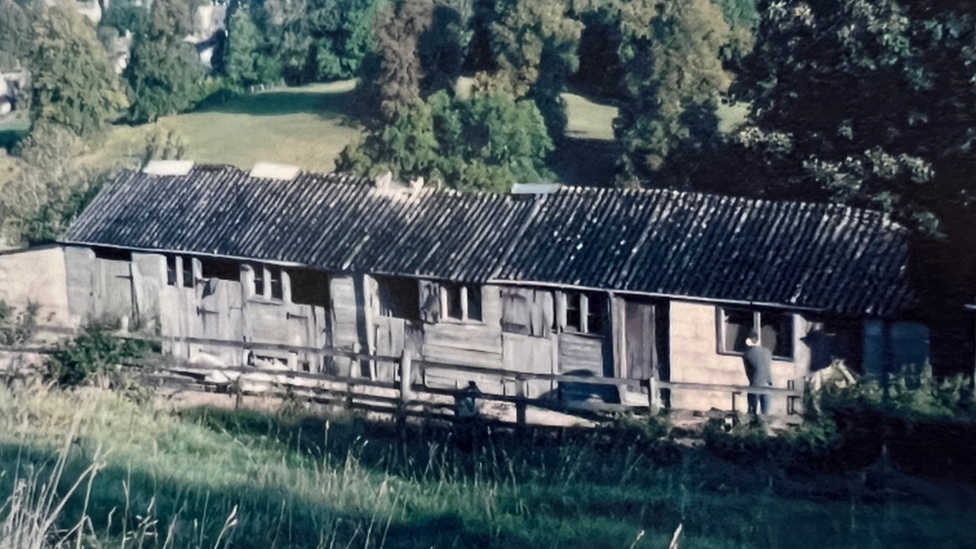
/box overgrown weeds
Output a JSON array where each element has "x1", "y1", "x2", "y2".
[{"x1": 0, "y1": 380, "x2": 971, "y2": 548}]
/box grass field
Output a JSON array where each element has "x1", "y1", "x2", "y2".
[{"x1": 0, "y1": 382, "x2": 972, "y2": 549}]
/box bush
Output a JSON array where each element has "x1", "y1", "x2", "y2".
[
  {"x1": 0, "y1": 301, "x2": 37, "y2": 345},
  {"x1": 703, "y1": 367, "x2": 976, "y2": 482},
  {"x1": 44, "y1": 327, "x2": 151, "y2": 387}
]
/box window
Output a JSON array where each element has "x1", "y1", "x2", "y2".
[
  {"x1": 92, "y1": 247, "x2": 132, "y2": 262},
  {"x1": 290, "y1": 268, "x2": 330, "y2": 308},
  {"x1": 467, "y1": 286, "x2": 483, "y2": 322},
  {"x1": 201, "y1": 258, "x2": 239, "y2": 281},
  {"x1": 586, "y1": 293, "x2": 607, "y2": 334},
  {"x1": 718, "y1": 307, "x2": 794, "y2": 360},
  {"x1": 376, "y1": 276, "x2": 420, "y2": 320},
  {"x1": 252, "y1": 264, "x2": 265, "y2": 297},
  {"x1": 444, "y1": 284, "x2": 483, "y2": 322},
  {"x1": 166, "y1": 256, "x2": 178, "y2": 286},
  {"x1": 562, "y1": 291, "x2": 607, "y2": 334},
  {"x1": 566, "y1": 293, "x2": 582, "y2": 332},
  {"x1": 181, "y1": 257, "x2": 194, "y2": 288},
  {"x1": 446, "y1": 284, "x2": 463, "y2": 320},
  {"x1": 269, "y1": 267, "x2": 283, "y2": 301},
  {"x1": 501, "y1": 288, "x2": 552, "y2": 337}
]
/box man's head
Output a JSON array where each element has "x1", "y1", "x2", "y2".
[{"x1": 745, "y1": 332, "x2": 760, "y2": 347}]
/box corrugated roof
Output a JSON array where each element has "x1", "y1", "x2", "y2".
[{"x1": 62, "y1": 165, "x2": 912, "y2": 316}]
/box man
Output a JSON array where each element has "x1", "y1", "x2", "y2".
[
  {"x1": 454, "y1": 381, "x2": 483, "y2": 452},
  {"x1": 743, "y1": 332, "x2": 773, "y2": 415}
]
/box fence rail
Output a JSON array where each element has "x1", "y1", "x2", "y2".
[{"x1": 1, "y1": 330, "x2": 806, "y2": 424}]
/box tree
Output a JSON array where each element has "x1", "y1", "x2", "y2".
[
  {"x1": 224, "y1": 5, "x2": 280, "y2": 88},
  {"x1": 730, "y1": 0, "x2": 976, "y2": 234},
  {"x1": 0, "y1": 122, "x2": 103, "y2": 245},
  {"x1": 482, "y1": 0, "x2": 583, "y2": 137},
  {"x1": 338, "y1": 90, "x2": 554, "y2": 192},
  {"x1": 0, "y1": 0, "x2": 38, "y2": 67},
  {"x1": 124, "y1": 0, "x2": 204, "y2": 123},
  {"x1": 260, "y1": 0, "x2": 381, "y2": 84},
  {"x1": 29, "y1": 3, "x2": 128, "y2": 136},
  {"x1": 613, "y1": 0, "x2": 733, "y2": 184},
  {"x1": 357, "y1": 0, "x2": 435, "y2": 122}
]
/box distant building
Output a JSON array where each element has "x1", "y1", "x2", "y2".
[{"x1": 0, "y1": 162, "x2": 930, "y2": 413}]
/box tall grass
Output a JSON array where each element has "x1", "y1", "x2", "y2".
[{"x1": 0, "y1": 380, "x2": 971, "y2": 549}]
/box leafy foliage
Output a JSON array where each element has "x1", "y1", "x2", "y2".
[
  {"x1": 260, "y1": 0, "x2": 380, "y2": 84},
  {"x1": 1, "y1": 122, "x2": 105, "y2": 245},
  {"x1": 0, "y1": 0, "x2": 39, "y2": 67},
  {"x1": 481, "y1": 0, "x2": 582, "y2": 137},
  {"x1": 224, "y1": 5, "x2": 280, "y2": 89},
  {"x1": 143, "y1": 127, "x2": 188, "y2": 164},
  {"x1": 45, "y1": 327, "x2": 151, "y2": 387},
  {"x1": 0, "y1": 300, "x2": 37, "y2": 345},
  {"x1": 730, "y1": 0, "x2": 976, "y2": 234},
  {"x1": 613, "y1": 0, "x2": 733, "y2": 184},
  {"x1": 338, "y1": 89, "x2": 554, "y2": 192},
  {"x1": 124, "y1": 0, "x2": 205, "y2": 123},
  {"x1": 29, "y1": 4, "x2": 128, "y2": 136}
]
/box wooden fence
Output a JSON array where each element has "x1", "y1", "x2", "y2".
[{"x1": 2, "y1": 330, "x2": 806, "y2": 425}]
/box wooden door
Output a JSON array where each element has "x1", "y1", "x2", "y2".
[{"x1": 624, "y1": 300, "x2": 667, "y2": 394}]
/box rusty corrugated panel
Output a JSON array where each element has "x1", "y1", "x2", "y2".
[{"x1": 61, "y1": 165, "x2": 913, "y2": 316}]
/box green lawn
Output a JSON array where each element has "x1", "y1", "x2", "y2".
[{"x1": 1, "y1": 80, "x2": 746, "y2": 194}]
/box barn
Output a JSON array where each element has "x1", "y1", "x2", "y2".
[{"x1": 0, "y1": 161, "x2": 927, "y2": 413}]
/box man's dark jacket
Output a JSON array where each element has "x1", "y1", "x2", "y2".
[{"x1": 743, "y1": 345, "x2": 773, "y2": 387}]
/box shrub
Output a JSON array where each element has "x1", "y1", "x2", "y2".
[
  {"x1": 44, "y1": 327, "x2": 151, "y2": 387},
  {"x1": 0, "y1": 300, "x2": 38, "y2": 345}
]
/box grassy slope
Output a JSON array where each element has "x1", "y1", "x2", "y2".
[{"x1": 0, "y1": 384, "x2": 971, "y2": 549}]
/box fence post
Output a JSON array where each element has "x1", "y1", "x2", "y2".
[
  {"x1": 396, "y1": 349, "x2": 413, "y2": 437},
  {"x1": 648, "y1": 376, "x2": 660, "y2": 415},
  {"x1": 515, "y1": 375, "x2": 527, "y2": 426},
  {"x1": 400, "y1": 349, "x2": 413, "y2": 402}
]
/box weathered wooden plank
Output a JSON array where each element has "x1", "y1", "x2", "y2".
[
  {"x1": 558, "y1": 333, "x2": 605, "y2": 373},
  {"x1": 424, "y1": 323, "x2": 503, "y2": 355},
  {"x1": 422, "y1": 343, "x2": 502, "y2": 369}
]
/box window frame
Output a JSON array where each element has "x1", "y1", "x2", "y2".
[
  {"x1": 440, "y1": 283, "x2": 484, "y2": 324},
  {"x1": 269, "y1": 266, "x2": 284, "y2": 301},
  {"x1": 716, "y1": 306, "x2": 796, "y2": 362},
  {"x1": 559, "y1": 291, "x2": 607, "y2": 335},
  {"x1": 166, "y1": 256, "x2": 178, "y2": 286}
]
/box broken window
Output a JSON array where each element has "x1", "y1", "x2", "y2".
[
  {"x1": 443, "y1": 283, "x2": 483, "y2": 322},
  {"x1": 376, "y1": 276, "x2": 420, "y2": 320},
  {"x1": 718, "y1": 307, "x2": 794, "y2": 360},
  {"x1": 446, "y1": 284, "x2": 463, "y2": 320},
  {"x1": 566, "y1": 293, "x2": 582, "y2": 332},
  {"x1": 562, "y1": 291, "x2": 607, "y2": 334},
  {"x1": 269, "y1": 267, "x2": 283, "y2": 301},
  {"x1": 502, "y1": 288, "x2": 552, "y2": 337},
  {"x1": 467, "y1": 286, "x2": 483, "y2": 322},
  {"x1": 586, "y1": 293, "x2": 607, "y2": 334},
  {"x1": 93, "y1": 247, "x2": 132, "y2": 262},
  {"x1": 252, "y1": 264, "x2": 265, "y2": 297},
  {"x1": 181, "y1": 257, "x2": 194, "y2": 288},
  {"x1": 201, "y1": 258, "x2": 239, "y2": 281},
  {"x1": 166, "y1": 256, "x2": 178, "y2": 286},
  {"x1": 290, "y1": 268, "x2": 330, "y2": 308}
]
